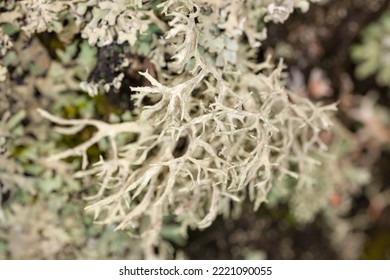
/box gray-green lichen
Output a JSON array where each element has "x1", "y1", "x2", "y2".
[
  {"x1": 0, "y1": 0, "x2": 336, "y2": 259},
  {"x1": 351, "y1": 10, "x2": 390, "y2": 87}
]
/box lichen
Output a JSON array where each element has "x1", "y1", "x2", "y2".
[{"x1": 0, "y1": 0, "x2": 336, "y2": 259}]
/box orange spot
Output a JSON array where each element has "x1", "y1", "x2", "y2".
[{"x1": 329, "y1": 193, "x2": 341, "y2": 207}]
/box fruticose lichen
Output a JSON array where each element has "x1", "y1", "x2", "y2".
[
  {"x1": 351, "y1": 10, "x2": 390, "y2": 87},
  {"x1": 0, "y1": 0, "x2": 336, "y2": 259}
]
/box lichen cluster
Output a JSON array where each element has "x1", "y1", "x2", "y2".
[
  {"x1": 0, "y1": 0, "x2": 337, "y2": 259},
  {"x1": 351, "y1": 10, "x2": 390, "y2": 87}
]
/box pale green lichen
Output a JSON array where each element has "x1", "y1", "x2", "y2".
[
  {"x1": 0, "y1": 0, "x2": 337, "y2": 259},
  {"x1": 351, "y1": 10, "x2": 390, "y2": 87},
  {"x1": 36, "y1": 0, "x2": 334, "y2": 258}
]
